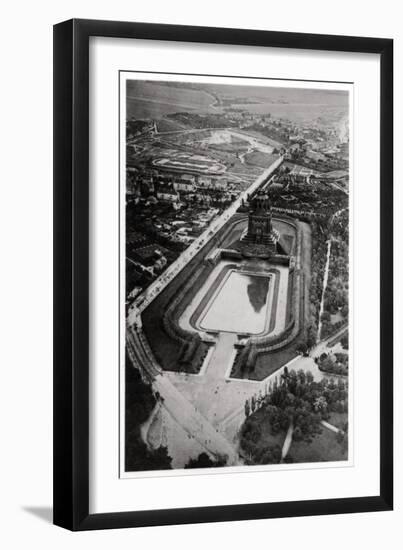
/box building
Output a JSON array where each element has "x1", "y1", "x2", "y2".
[
  {"x1": 197, "y1": 176, "x2": 228, "y2": 191},
  {"x1": 197, "y1": 176, "x2": 212, "y2": 188},
  {"x1": 155, "y1": 172, "x2": 174, "y2": 185},
  {"x1": 156, "y1": 187, "x2": 179, "y2": 203},
  {"x1": 213, "y1": 178, "x2": 228, "y2": 191},
  {"x1": 179, "y1": 173, "x2": 196, "y2": 184},
  {"x1": 173, "y1": 181, "x2": 194, "y2": 193},
  {"x1": 132, "y1": 244, "x2": 169, "y2": 274}
]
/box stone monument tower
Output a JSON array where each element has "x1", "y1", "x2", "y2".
[{"x1": 240, "y1": 192, "x2": 279, "y2": 257}]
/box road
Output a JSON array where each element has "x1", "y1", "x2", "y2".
[
  {"x1": 317, "y1": 239, "x2": 332, "y2": 342},
  {"x1": 218, "y1": 324, "x2": 349, "y2": 438},
  {"x1": 321, "y1": 420, "x2": 342, "y2": 434},
  {"x1": 128, "y1": 155, "x2": 284, "y2": 323},
  {"x1": 310, "y1": 324, "x2": 348, "y2": 359},
  {"x1": 281, "y1": 419, "x2": 294, "y2": 461}
]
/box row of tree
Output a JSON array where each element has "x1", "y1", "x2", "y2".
[{"x1": 320, "y1": 209, "x2": 349, "y2": 339}]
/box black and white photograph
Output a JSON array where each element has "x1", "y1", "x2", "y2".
[{"x1": 123, "y1": 75, "x2": 351, "y2": 474}]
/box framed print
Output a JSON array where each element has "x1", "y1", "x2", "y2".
[{"x1": 53, "y1": 19, "x2": 393, "y2": 530}]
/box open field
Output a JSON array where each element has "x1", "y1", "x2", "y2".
[
  {"x1": 156, "y1": 117, "x2": 188, "y2": 132},
  {"x1": 234, "y1": 103, "x2": 347, "y2": 127},
  {"x1": 244, "y1": 151, "x2": 280, "y2": 168},
  {"x1": 126, "y1": 79, "x2": 348, "y2": 131},
  {"x1": 127, "y1": 97, "x2": 193, "y2": 120},
  {"x1": 208, "y1": 141, "x2": 250, "y2": 153},
  {"x1": 235, "y1": 129, "x2": 283, "y2": 149},
  {"x1": 227, "y1": 160, "x2": 262, "y2": 177},
  {"x1": 201, "y1": 83, "x2": 348, "y2": 104},
  {"x1": 127, "y1": 80, "x2": 221, "y2": 119},
  {"x1": 284, "y1": 162, "x2": 322, "y2": 178},
  {"x1": 153, "y1": 151, "x2": 226, "y2": 174}
]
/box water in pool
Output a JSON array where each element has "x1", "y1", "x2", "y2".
[{"x1": 200, "y1": 271, "x2": 270, "y2": 334}]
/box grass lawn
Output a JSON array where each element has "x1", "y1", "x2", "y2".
[
  {"x1": 240, "y1": 407, "x2": 285, "y2": 462},
  {"x1": 259, "y1": 424, "x2": 285, "y2": 449},
  {"x1": 208, "y1": 142, "x2": 249, "y2": 154},
  {"x1": 244, "y1": 151, "x2": 279, "y2": 168},
  {"x1": 279, "y1": 234, "x2": 294, "y2": 256},
  {"x1": 251, "y1": 341, "x2": 302, "y2": 380},
  {"x1": 328, "y1": 412, "x2": 348, "y2": 431},
  {"x1": 127, "y1": 81, "x2": 218, "y2": 116},
  {"x1": 328, "y1": 328, "x2": 348, "y2": 347},
  {"x1": 289, "y1": 425, "x2": 348, "y2": 463},
  {"x1": 227, "y1": 159, "x2": 262, "y2": 176},
  {"x1": 273, "y1": 219, "x2": 297, "y2": 255}
]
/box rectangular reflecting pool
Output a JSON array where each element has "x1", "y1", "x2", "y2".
[{"x1": 199, "y1": 270, "x2": 271, "y2": 334}]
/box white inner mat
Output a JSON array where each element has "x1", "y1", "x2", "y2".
[{"x1": 89, "y1": 35, "x2": 380, "y2": 514}]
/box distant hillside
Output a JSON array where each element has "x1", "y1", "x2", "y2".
[{"x1": 126, "y1": 80, "x2": 221, "y2": 119}]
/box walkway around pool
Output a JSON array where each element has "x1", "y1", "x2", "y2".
[{"x1": 204, "y1": 333, "x2": 238, "y2": 381}]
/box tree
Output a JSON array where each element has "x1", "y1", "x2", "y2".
[
  {"x1": 257, "y1": 445, "x2": 282, "y2": 465},
  {"x1": 240, "y1": 369, "x2": 327, "y2": 465},
  {"x1": 297, "y1": 369, "x2": 306, "y2": 385},
  {"x1": 321, "y1": 310, "x2": 331, "y2": 322},
  {"x1": 125, "y1": 352, "x2": 172, "y2": 472},
  {"x1": 251, "y1": 395, "x2": 256, "y2": 413},
  {"x1": 297, "y1": 342, "x2": 308, "y2": 355},
  {"x1": 306, "y1": 325, "x2": 317, "y2": 349},
  {"x1": 314, "y1": 395, "x2": 328, "y2": 413},
  {"x1": 185, "y1": 453, "x2": 227, "y2": 469}
]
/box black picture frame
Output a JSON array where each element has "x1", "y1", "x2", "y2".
[{"x1": 53, "y1": 18, "x2": 393, "y2": 531}]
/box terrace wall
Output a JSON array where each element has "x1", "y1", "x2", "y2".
[
  {"x1": 142, "y1": 213, "x2": 248, "y2": 373},
  {"x1": 231, "y1": 220, "x2": 306, "y2": 377},
  {"x1": 142, "y1": 212, "x2": 303, "y2": 378}
]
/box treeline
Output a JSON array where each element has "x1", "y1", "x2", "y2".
[
  {"x1": 125, "y1": 352, "x2": 172, "y2": 472},
  {"x1": 167, "y1": 112, "x2": 238, "y2": 129},
  {"x1": 184, "y1": 453, "x2": 226, "y2": 469},
  {"x1": 126, "y1": 119, "x2": 153, "y2": 139}
]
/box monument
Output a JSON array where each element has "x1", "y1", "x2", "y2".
[{"x1": 239, "y1": 192, "x2": 280, "y2": 258}]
